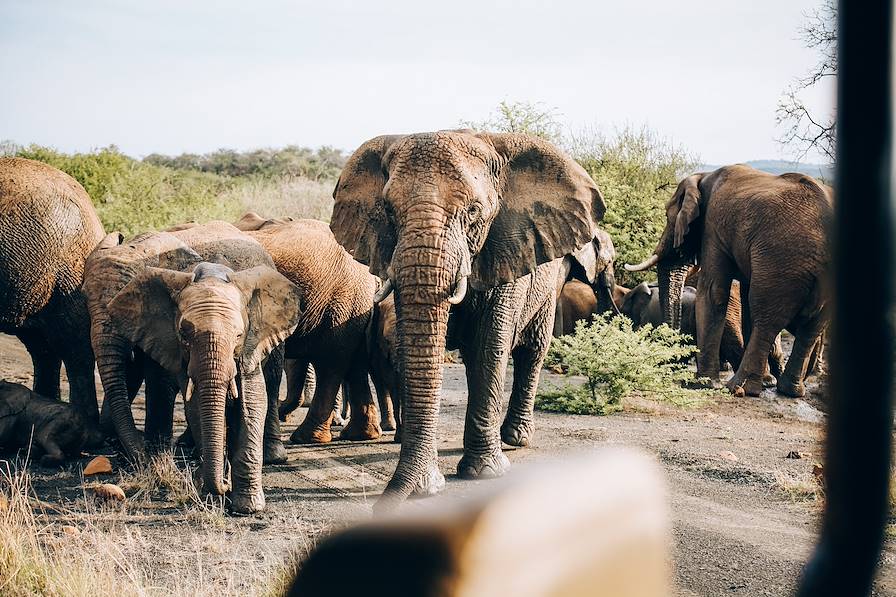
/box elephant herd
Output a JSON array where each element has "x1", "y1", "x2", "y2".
[{"x1": 0, "y1": 131, "x2": 832, "y2": 514}]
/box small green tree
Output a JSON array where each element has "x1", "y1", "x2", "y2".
[
  {"x1": 568, "y1": 126, "x2": 697, "y2": 287},
  {"x1": 536, "y1": 314, "x2": 708, "y2": 415},
  {"x1": 461, "y1": 100, "x2": 564, "y2": 144}
]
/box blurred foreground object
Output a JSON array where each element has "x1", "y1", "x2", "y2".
[
  {"x1": 289, "y1": 448, "x2": 668, "y2": 597},
  {"x1": 797, "y1": 2, "x2": 895, "y2": 595}
]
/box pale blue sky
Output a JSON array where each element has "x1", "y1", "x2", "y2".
[{"x1": 1, "y1": 0, "x2": 834, "y2": 163}]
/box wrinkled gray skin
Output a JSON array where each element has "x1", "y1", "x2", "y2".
[
  {"x1": 0, "y1": 380, "x2": 98, "y2": 466},
  {"x1": 84, "y1": 222, "x2": 301, "y2": 514},
  {"x1": 626, "y1": 165, "x2": 831, "y2": 397},
  {"x1": 331, "y1": 131, "x2": 606, "y2": 510},
  {"x1": 0, "y1": 158, "x2": 105, "y2": 435}
]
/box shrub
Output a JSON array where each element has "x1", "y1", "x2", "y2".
[
  {"x1": 536, "y1": 314, "x2": 709, "y2": 415},
  {"x1": 568, "y1": 126, "x2": 698, "y2": 288},
  {"x1": 461, "y1": 100, "x2": 564, "y2": 144},
  {"x1": 10, "y1": 144, "x2": 337, "y2": 237}
]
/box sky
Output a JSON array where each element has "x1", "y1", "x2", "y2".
[{"x1": 0, "y1": 0, "x2": 835, "y2": 164}]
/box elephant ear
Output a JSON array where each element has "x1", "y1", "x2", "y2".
[
  {"x1": 107, "y1": 267, "x2": 194, "y2": 374},
  {"x1": 330, "y1": 135, "x2": 406, "y2": 279},
  {"x1": 567, "y1": 228, "x2": 616, "y2": 284},
  {"x1": 472, "y1": 133, "x2": 607, "y2": 288},
  {"x1": 672, "y1": 175, "x2": 703, "y2": 249},
  {"x1": 230, "y1": 266, "x2": 303, "y2": 372}
]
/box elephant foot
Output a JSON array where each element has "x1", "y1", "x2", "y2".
[
  {"x1": 726, "y1": 375, "x2": 762, "y2": 397},
  {"x1": 457, "y1": 450, "x2": 510, "y2": 480},
  {"x1": 380, "y1": 415, "x2": 397, "y2": 432},
  {"x1": 720, "y1": 361, "x2": 732, "y2": 372},
  {"x1": 289, "y1": 421, "x2": 332, "y2": 444},
  {"x1": 263, "y1": 439, "x2": 288, "y2": 465},
  {"x1": 228, "y1": 491, "x2": 265, "y2": 516},
  {"x1": 687, "y1": 376, "x2": 719, "y2": 390},
  {"x1": 338, "y1": 416, "x2": 381, "y2": 441},
  {"x1": 762, "y1": 373, "x2": 778, "y2": 388},
  {"x1": 777, "y1": 374, "x2": 806, "y2": 398},
  {"x1": 393, "y1": 426, "x2": 402, "y2": 444},
  {"x1": 500, "y1": 416, "x2": 533, "y2": 447},
  {"x1": 412, "y1": 462, "x2": 446, "y2": 497},
  {"x1": 331, "y1": 411, "x2": 347, "y2": 427}
]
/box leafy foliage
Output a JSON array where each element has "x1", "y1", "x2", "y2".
[
  {"x1": 9, "y1": 144, "x2": 334, "y2": 237},
  {"x1": 461, "y1": 100, "x2": 564, "y2": 144},
  {"x1": 568, "y1": 127, "x2": 697, "y2": 287},
  {"x1": 536, "y1": 314, "x2": 709, "y2": 415}
]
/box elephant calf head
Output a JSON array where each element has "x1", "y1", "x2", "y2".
[{"x1": 106, "y1": 261, "x2": 302, "y2": 496}]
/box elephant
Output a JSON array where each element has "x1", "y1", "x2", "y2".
[
  {"x1": 235, "y1": 216, "x2": 384, "y2": 444},
  {"x1": 552, "y1": 227, "x2": 624, "y2": 337},
  {"x1": 0, "y1": 380, "x2": 99, "y2": 466},
  {"x1": 0, "y1": 158, "x2": 105, "y2": 429},
  {"x1": 84, "y1": 222, "x2": 301, "y2": 514},
  {"x1": 330, "y1": 130, "x2": 606, "y2": 509},
  {"x1": 625, "y1": 165, "x2": 831, "y2": 397}
]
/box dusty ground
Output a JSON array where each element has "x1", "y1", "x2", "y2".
[{"x1": 1, "y1": 332, "x2": 894, "y2": 595}]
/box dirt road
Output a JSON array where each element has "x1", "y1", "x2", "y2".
[{"x1": 1, "y1": 333, "x2": 893, "y2": 595}]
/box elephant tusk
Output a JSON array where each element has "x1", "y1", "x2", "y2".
[
  {"x1": 447, "y1": 275, "x2": 468, "y2": 305},
  {"x1": 624, "y1": 254, "x2": 659, "y2": 272},
  {"x1": 184, "y1": 378, "x2": 194, "y2": 403},
  {"x1": 373, "y1": 278, "x2": 393, "y2": 303},
  {"x1": 229, "y1": 377, "x2": 239, "y2": 401}
]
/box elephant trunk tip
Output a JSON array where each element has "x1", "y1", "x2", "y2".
[{"x1": 624, "y1": 254, "x2": 659, "y2": 272}]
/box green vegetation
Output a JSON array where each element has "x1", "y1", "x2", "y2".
[
  {"x1": 536, "y1": 315, "x2": 709, "y2": 416},
  {"x1": 3, "y1": 143, "x2": 337, "y2": 238}
]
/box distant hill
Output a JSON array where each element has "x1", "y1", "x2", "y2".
[{"x1": 698, "y1": 160, "x2": 833, "y2": 181}]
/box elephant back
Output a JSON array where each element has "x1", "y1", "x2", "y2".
[{"x1": 0, "y1": 158, "x2": 104, "y2": 328}]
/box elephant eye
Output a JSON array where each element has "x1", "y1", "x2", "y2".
[{"x1": 467, "y1": 203, "x2": 481, "y2": 220}]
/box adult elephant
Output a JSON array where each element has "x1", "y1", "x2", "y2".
[
  {"x1": 331, "y1": 131, "x2": 606, "y2": 509},
  {"x1": 553, "y1": 227, "x2": 623, "y2": 337},
  {"x1": 235, "y1": 216, "x2": 384, "y2": 443},
  {"x1": 625, "y1": 165, "x2": 831, "y2": 397},
  {"x1": 0, "y1": 158, "x2": 104, "y2": 428},
  {"x1": 84, "y1": 222, "x2": 301, "y2": 514}
]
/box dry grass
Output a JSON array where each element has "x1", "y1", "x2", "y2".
[
  {"x1": 773, "y1": 467, "x2": 824, "y2": 503},
  {"x1": 0, "y1": 457, "x2": 322, "y2": 597},
  {"x1": 221, "y1": 175, "x2": 335, "y2": 223}
]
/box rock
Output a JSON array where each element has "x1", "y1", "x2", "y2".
[
  {"x1": 61, "y1": 525, "x2": 80, "y2": 536},
  {"x1": 90, "y1": 483, "x2": 126, "y2": 503},
  {"x1": 83, "y1": 456, "x2": 113, "y2": 476},
  {"x1": 786, "y1": 451, "x2": 812, "y2": 459},
  {"x1": 719, "y1": 450, "x2": 739, "y2": 462}
]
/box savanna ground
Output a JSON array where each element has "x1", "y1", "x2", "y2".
[{"x1": 2, "y1": 332, "x2": 894, "y2": 596}]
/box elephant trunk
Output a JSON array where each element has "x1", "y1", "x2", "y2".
[
  {"x1": 378, "y1": 213, "x2": 458, "y2": 509},
  {"x1": 192, "y1": 336, "x2": 233, "y2": 497},
  {"x1": 594, "y1": 270, "x2": 621, "y2": 316},
  {"x1": 658, "y1": 261, "x2": 690, "y2": 329},
  {"x1": 93, "y1": 323, "x2": 144, "y2": 462}
]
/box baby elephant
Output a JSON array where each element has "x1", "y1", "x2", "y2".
[{"x1": 0, "y1": 380, "x2": 96, "y2": 466}]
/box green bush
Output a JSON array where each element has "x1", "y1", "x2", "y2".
[
  {"x1": 9, "y1": 144, "x2": 336, "y2": 237},
  {"x1": 536, "y1": 314, "x2": 709, "y2": 415},
  {"x1": 568, "y1": 126, "x2": 698, "y2": 288}
]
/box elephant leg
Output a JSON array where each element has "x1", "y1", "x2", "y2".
[
  {"x1": 695, "y1": 269, "x2": 734, "y2": 382},
  {"x1": 229, "y1": 367, "x2": 267, "y2": 515},
  {"x1": 331, "y1": 386, "x2": 347, "y2": 427},
  {"x1": 339, "y1": 359, "x2": 381, "y2": 441},
  {"x1": 16, "y1": 330, "x2": 61, "y2": 401},
  {"x1": 143, "y1": 359, "x2": 177, "y2": 455},
  {"x1": 457, "y1": 312, "x2": 513, "y2": 480},
  {"x1": 278, "y1": 359, "x2": 309, "y2": 422},
  {"x1": 739, "y1": 284, "x2": 777, "y2": 387},
  {"x1": 290, "y1": 366, "x2": 341, "y2": 444},
  {"x1": 778, "y1": 317, "x2": 827, "y2": 397},
  {"x1": 768, "y1": 335, "x2": 785, "y2": 379},
  {"x1": 261, "y1": 347, "x2": 288, "y2": 464},
  {"x1": 372, "y1": 369, "x2": 396, "y2": 432},
  {"x1": 501, "y1": 299, "x2": 554, "y2": 448},
  {"x1": 806, "y1": 330, "x2": 826, "y2": 376}
]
